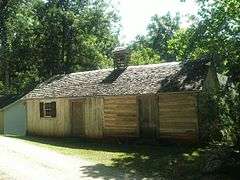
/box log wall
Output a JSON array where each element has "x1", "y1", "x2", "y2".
[
  {"x1": 158, "y1": 92, "x2": 198, "y2": 141},
  {"x1": 103, "y1": 96, "x2": 139, "y2": 137}
]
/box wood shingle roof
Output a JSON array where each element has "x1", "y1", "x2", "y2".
[
  {"x1": 0, "y1": 95, "x2": 22, "y2": 109},
  {"x1": 25, "y1": 60, "x2": 209, "y2": 99}
]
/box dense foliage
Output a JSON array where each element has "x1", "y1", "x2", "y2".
[
  {"x1": 128, "y1": 13, "x2": 180, "y2": 65},
  {"x1": 193, "y1": 0, "x2": 240, "y2": 148},
  {"x1": 218, "y1": 83, "x2": 240, "y2": 147},
  {"x1": 0, "y1": 0, "x2": 119, "y2": 94}
]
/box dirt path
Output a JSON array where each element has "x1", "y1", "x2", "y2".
[{"x1": 0, "y1": 136, "x2": 126, "y2": 180}]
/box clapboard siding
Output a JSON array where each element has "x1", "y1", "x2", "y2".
[
  {"x1": 158, "y1": 93, "x2": 198, "y2": 141},
  {"x1": 84, "y1": 97, "x2": 104, "y2": 138},
  {"x1": 0, "y1": 111, "x2": 3, "y2": 134},
  {"x1": 103, "y1": 96, "x2": 139, "y2": 137},
  {"x1": 26, "y1": 98, "x2": 71, "y2": 137}
]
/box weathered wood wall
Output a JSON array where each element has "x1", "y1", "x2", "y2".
[
  {"x1": 138, "y1": 95, "x2": 159, "y2": 138},
  {"x1": 0, "y1": 110, "x2": 3, "y2": 134},
  {"x1": 26, "y1": 98, "x2": 71, "y2": 137},
  {"x1": 70, "y1": 97, "x2": 104, "y2": 138},
  {"x1": 26, "y1": 92, "x2": 199, "y2": 141},
  {"x1": 158, "y1": 92, "x2": 198, "y2": 141},
  {"x1": 71, "y1": 100, "x2": 85, "y2": 136},
  {"x1": 103, "y1": 96, "x2": 139, "y2": 137},
  {"x1": 84, "y1": 97, "x2": 104, "y2": 138}
]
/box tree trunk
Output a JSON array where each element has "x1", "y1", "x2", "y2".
[
  {"x1": 60, "y1": 0, "x2": 70, "y2": 73},
  {"x1": 0, "y1": 0, "x2": 10, "y2": 88},
  {"x1": 1, "y1": 24, "x2": 10, "y2": 87}
]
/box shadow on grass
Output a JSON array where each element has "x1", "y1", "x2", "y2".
[
  {"x1": 12, "y1": 136, "x2": 207, "y2": 179},
  {"x1": 11, "y1": 136, "x2": 239, "y2": 179},
  {"x1": 110, "y1": 148, "x2": 203, "y2": 179},
  {"x1": 81, "y1": 150, "x2": 239, "y2": 180},
  {"x1": 80, "y1": 164, "x2": 127, "y2": 180},
  {"x1": 80, "y1": 150, "x2": 202, "y2": 180}
]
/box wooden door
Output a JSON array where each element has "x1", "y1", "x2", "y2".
[
  {"x1": 138, "y1": 95, "x2": 158, "y2": 138},
  {"x1": 71, "y1": 101, "x2": 85, "y2": 137}
]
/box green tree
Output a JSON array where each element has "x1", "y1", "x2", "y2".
[
  {"x1": 191, "y1": 0, "x2": 239, "y2": 146},
  {"x1": 0, "y1": 0, "x2": 120, "y2": 93},
  {"x1": 35, "y1": 0, "x2": 119, "y2": 77},
  {"x1": 147, "y1": 13, "x2": 180, "y2": 61},
  {"x1": 129, "y1": 13, "x2": 180, "y2": 63},
  {"x1": 0, "y1": 0, "x2": 18, "y2": 90},
  {"x1": 168, "y1": 0, "x2": 239, "y2": 82},
  {"x1": 129, "y1": 45, "x2": 161, "y2": 65}
]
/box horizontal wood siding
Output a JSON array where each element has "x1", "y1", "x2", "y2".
[
  {"x1": 158, "y1": 93, "x2": 198, "y2": 141},
  {"x1": 84, "y1": 97, "x2": 104, "y2": 138},
  {"x1": 103, "y1": 96, "x2": 139, "y2": 137},
  {"x1": 26, "y1": 99, "x2": 71, "y2": 137},
  {"x1": 0, "y1": 111, "x2": 3, "y2": 134}
]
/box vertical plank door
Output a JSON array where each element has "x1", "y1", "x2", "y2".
[
  {"x1": 71, "y1": 101, "x2": 85, "y2": 137},
  {"x1": 138, "y1": 95, "x2": 158, "y2": 138}
]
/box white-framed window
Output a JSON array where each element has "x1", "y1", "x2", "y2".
[{"x1": 40, "y1": 101, "x2": 56, "y2": 118}]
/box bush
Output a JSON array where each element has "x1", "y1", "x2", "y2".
[
  {"x1": 198, "y1": 81, "x2": 240, "y2": 149},
  {"x1": 217, "y1": 83, "x2": 240, "y2": 148},
  {"x1": 198, "y1": 92, "x2": 222, "y2": 143}
]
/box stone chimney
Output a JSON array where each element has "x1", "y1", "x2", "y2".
[{"x1": 113, "y1": 47, "x2": 129, "y2": 69}]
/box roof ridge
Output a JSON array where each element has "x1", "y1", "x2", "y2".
[
  {"x1": 127, "y1": 62, "x2": 180, "y2": 68},
  {"x1": 70, "y1": 62, "x2": 180, "y2": 75}
]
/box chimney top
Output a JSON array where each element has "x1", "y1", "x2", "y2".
[
  {"x1": 113, "y1": 46, "x2": 129, "y2": 69},
  {"x1": 113, "y1": 46, "x2": 127, "y2": 52}
]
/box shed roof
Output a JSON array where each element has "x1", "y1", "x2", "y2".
[
  {"x1": 25, "y1": 59, "x2": 209, "y2": 99},
  {"x1": 0, "y1": 95, "x2": 22, "y2": 109}
]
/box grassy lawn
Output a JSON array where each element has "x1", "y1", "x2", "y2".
[{"x1": 14, "y1": 136, "x2": 239, "y2": 179}]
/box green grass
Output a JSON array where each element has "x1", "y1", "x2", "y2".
[
  {"x1": 17, "y1": 137, "x2": 140, "y2": 165},
  {"x1": 13, "y1": 136, "x2": 238, "y2": 179}
]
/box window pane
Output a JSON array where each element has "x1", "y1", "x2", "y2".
[
  {"x1": 45, "y1": 110, "x2": 52, "y2": 117},
  {"x1": 45, "y1": 103, "x2": 52, "y2": 110},
  {"x1": 42, "y1": 102, "x2": 56, "y2": 118}
]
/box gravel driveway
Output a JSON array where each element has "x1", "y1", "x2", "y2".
[{"x1": 0, "y1": 136, "x2": 126, "y2": 180}]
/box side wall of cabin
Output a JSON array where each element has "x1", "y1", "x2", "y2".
[
  {"x1": 158, "y1": 92, "x2": 199, "y2": 141},
  {"x1": 26, "y1": 98, "x2": 71, "y2": 137},
  {"x1": 26, "y1": 92, "x2": 199, "y2": 141},
  {"x1": 70, "y1": 97, "x2": 104, "y2": 138},
  {"x1": 103, "y1": 96, "x2": 139, "y2": 137}
]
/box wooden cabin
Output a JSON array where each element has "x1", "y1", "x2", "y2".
[{"x1": 24, "y1": 56, "x2": 219, "y2": 142}]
